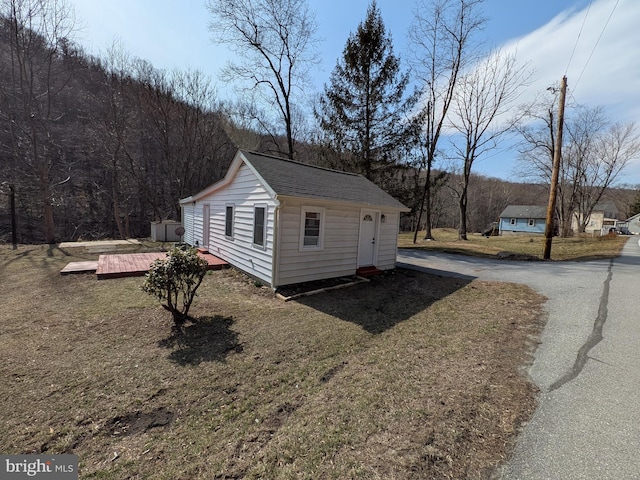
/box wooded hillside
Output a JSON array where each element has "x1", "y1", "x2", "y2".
[
  {"x1": 0, "y1": 7, "x2": 637, "y2": 244},
  {"x1": 0, "y1": 10, "x2": 239, "y2": 243}
]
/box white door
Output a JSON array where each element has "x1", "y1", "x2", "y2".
[
  {"x1": 358, "y1": 210, "x2": 378, "y2": 267},
  {"x1": 202, "y1": 204, "x2": 210, "y2": 249}
]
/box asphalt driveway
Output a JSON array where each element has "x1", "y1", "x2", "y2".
[{"x1": 397, "y1": 237, "x2": 640, "y2": 479}]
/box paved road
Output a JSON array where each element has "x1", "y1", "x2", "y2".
[{"x1": 397, "y1": 238, "x2": 640, "y2": 479}]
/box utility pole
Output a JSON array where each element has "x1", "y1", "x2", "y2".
[{"x1": 543, "y1": 76, "x2": 567, "y2": 260}]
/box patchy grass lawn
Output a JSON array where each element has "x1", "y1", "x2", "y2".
[
  {"x1": 1, "y1": 244, "x2": 545, "y2": 479},
  {"x1": 400, "y1": 228, "x2": 629, "y2": 261}
]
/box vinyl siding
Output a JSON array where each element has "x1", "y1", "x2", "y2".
[
  {"x1": 181, "y1": 204, "x2": 195, "y2": 245},
  {"x1": 192, "y1": 203, "x2": 204, "y2": 246},
  {"x1": 192, "y1": 164, "x2": 276, "y2": 286},
  {"x1": 499, "y1": 217, "x2": 546, "y2": 235},
  {"x1": 276, "y1": 200, "x2": 359, "y2": 286},
  {"x1": 377, "y1": 211, "x2": 400, "y2": 270}
]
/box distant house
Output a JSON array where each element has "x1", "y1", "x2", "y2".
[
  {"x1": 179, "y1": 150, "x2": 409, "y2": 288},
  {"x1": 624, "y1": 212, "x2": 640, "y2": 235},
  {"x1": 571, "y1": 202, "x2": 619, "y2": 235},
  {"x1": 498, "y1": 205, "x2": 547, "y2": 235}
]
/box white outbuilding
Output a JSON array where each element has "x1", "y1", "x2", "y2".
[
  {"x1": 624, "y1": 212, "x2": 640, "y2": 235},
  {"x1": 179, "y1": 150, "x2": 409, "y2": 288}
]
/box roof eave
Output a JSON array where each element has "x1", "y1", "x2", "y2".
[{"x1": 276, "y1": 194, "x2": 409, "y2": 212}]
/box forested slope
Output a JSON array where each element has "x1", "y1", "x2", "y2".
[{"x1": 0, "y1": 14, "x2": 237, "y2": 243}]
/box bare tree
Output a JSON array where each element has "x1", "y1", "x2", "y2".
[
  {"x1": 571, "y1": 119, "x2": 640, "y2": 232},
  {"x1": 206, "y1": 0, "x2": 319, "y2": 159},
  {"x1": 0, "y1": 0, "x2": 76, "y2": 243},
  {"x1": 96, "y1": 41, "x2": 138, "y2": 239},
  {"x1": 447, "y1": 50, "x2": 530, "y2": 239},
  {"x1": 408, "y1": 0, "x2": 484, "y2": 242},
  {"x1": 132, "y1": 62, "x2": 236, "y2": 220},
  {"x1": 517, "y1": 102, "x2": 640, "y2": 235}
]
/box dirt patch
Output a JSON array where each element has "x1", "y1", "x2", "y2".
[{"x1": 105, "y1": 407, "x2": 174, "y2": 437}]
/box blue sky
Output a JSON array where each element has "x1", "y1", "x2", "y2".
[{"x1": 68, "y1": 0, "x2": 640, "y2": 185}]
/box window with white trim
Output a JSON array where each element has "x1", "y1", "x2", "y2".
[
  {"x1": 510, "y1": 218, "x2": 517, "y2": 226},
  {"x1": 300, "y1": 207, "x2": 325, "y2": 251},
  {"x1": 528, "y1": 218, "x2": 535, "y2": 227},
  {"x1": 253, "y1": 205, "x2": 266, "y2": 247},
  {"x1": 225, "y1": 204, "x2": 234, "y2": 239}
]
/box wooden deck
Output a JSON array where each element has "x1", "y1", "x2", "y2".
[
  {"x1": 96, "y1": 252, "x2": 167, "y2": 279},
  {"x1": 58, "y1": 251, "x2": 228, "y2": 279},
  {"x1": 96, "y1": 251, "x2": 228, "y2": 279}
]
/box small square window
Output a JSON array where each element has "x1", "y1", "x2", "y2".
[
  {"x1": 510, "y1": 218, "x2": 517, "y2": 226},
  {"x1": 528, "y1": 218, "x2": 535, "y2": 227}
]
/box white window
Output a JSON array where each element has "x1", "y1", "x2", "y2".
[
  {"x1": 225, "y1": 204, "x2": 234, "y2": 239},
  {"x1": 528, "y1": 218, "x2": 535, "y2": 227},
  {"x1": 253, "y1": 205, "x2": 266, "y2": 248},
  {"x1": 510, "y1": 218, "x2": 517, "y2": 226},
  {"x1": 299, "y1": 207, "x2": 325, "y2": 251}
]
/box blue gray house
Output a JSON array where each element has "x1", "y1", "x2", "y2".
[{"x1": 499, "y1": 205, "x2": 547, "y2": 235}]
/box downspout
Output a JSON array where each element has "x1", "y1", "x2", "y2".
[{"x1": 271, "y1": 197, "x2": 282, "y2": 289}]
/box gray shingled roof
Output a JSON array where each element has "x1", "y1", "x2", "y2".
[
  {"x1": 241, "y1": 151, "x2": 408, "y2": 210},
  {"x1": 499, "y1": 205, "x2": 548, "y2": 219}
]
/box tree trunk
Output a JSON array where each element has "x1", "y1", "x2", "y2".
[
  {"x1": 112, "y1": 177, "x2": 126, "y2": 240},
  {"x1": 458, "y1": 189, "x2": 468, "y2": 240},
  {"x1": 413, "y1": 160, "x2": 434, "y2": 243},
  {"x1": 41, "y1": 175, "x2": 56, "y2": 244},
  {"x1": 424, "y1": 173, "x2": 434, "y2": 240}
]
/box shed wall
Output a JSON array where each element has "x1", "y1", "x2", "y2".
[
  {"x1": 377, "y1": 211, "x2": 400, "y2": 270},
  {"x1": 628, "y1": 214, "x2": 640, "y2": 234},
  {"x1": 181, "y1": 204, "x2": 195, "y2": 245},
  {"x1": 275, "y1": 201, "x2": 401, "y2": 286},
  {"x1": 193, "y1": 164, "x2": 276, "y2": 286},
  {"x1": 276, "y1": 200, "x2": 359, "y2": 286}
]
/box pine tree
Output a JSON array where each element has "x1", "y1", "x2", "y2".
[
  {"x1": 629, "y1": 191, "x2": 640, "y2": 217},
  {"x1": 315, "y1": 1, "x2": 409, "y2": 186}
]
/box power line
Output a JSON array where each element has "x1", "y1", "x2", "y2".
[
  {"x1": 573, "y1": 0, "x2": 620, "y2": 93},
  {"x1": 565, "y1": 0, "x2": 593, "y2": 76}
]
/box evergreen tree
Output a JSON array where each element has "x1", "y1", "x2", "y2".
[
  {"x1": 315, "y1": 1, "x2": 410, "y2": 186},
  {"x1": 629, "y1": 191, "x2": 640, "y2": 217}
]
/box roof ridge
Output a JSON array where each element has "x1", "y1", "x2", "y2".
[{"x1": 242, "y1": 150, "x2": 363, "y2": 177}]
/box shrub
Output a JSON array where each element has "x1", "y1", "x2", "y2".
[{"x1": 142, "y1": 247, "x2": 209, "y2": 327}]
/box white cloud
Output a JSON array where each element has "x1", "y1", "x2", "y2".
[
  {"x1": 489, "y1": 0, "x2": 640, "y2": 185},
  {"x1": 504, "y1": 0, "x2": 640, "y2": 123}
]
